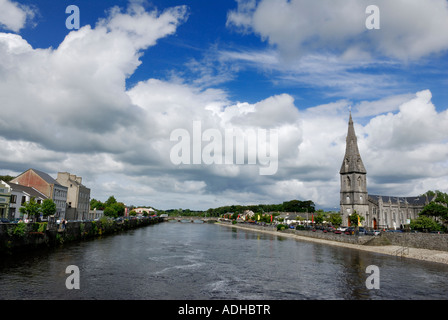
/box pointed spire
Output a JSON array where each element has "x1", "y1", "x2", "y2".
[{"x1": 340, "y1": 112, "x2": 366, "y2": 174}]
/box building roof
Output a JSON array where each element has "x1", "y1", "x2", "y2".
[
  {"x1": 10, "y1": 183, "x2": 48, "y2": 199},
  {"x1": 368, "y1": 194, "x2": 429, "y2": 206},
  {"x1": 340, "y1": 113, "x2": 367, "y2": 174},
  {"x1": 31, "y1": 168, "x2": 64, "y2": 187}
]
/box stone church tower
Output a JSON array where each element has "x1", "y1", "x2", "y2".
[{"x1": 340, "y1": 113, "x2": 369, "y2": 226}]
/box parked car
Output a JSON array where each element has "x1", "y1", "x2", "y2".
[
  {"x1": 337, "y1": 226, "x2": 347, "y2": 232},
  {"x1": 366, "y1": 229, "x2": 381, "y2": 236},
  {"x1": 344, "y1": 227, "x2": 354, "y2": 235},
  {"x1": 334, "y1": 229, "x2": 342, "y2": 234},
  {"x1": 0, "y1": 218, "x2": 10, "y2": 223}
]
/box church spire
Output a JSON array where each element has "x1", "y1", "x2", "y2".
[{"x1": 340, "y1": 112, "x2": 366, "y2": 174}]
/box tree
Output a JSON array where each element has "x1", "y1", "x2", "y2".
[
  {"x1": 41, "y1": 199, "x2": 56, "y2": 217},
  {"x1": 0, "y1": 175, "x2": 14, "y2": 182},
  {"x1": 282, "y1": 200, "x2": 315, "y2": 213},
  {"x1": 103, "y1": 206, "x2": 115, "y2": 218},
  {"x1": 105, "y1": 196, "x2": 117, "y2": 207},
  {"x1": 19, "y1": 197, "x2": 41, "y2": 221},
  {"x1": 349, "y1": 211, "x2": 364, "y2": 230},
  {"x1": 420, "y1": 202, "x2": 448, "y2": 221},
  {"x1": 329, "y1": 213, "x2": 342, "y2": 227},
  {"x1": 103, "y1": 202, "x2": 125, "y2": 218},
  {"x1": 90, "y1": 198, "x2": 105, "y2": 210},
  {"x1": 410, "y1": 216, "x2": 443, "y2": 232},
  {"x1": 314, "y1": 210, "x2": 327, "y2": 225}
]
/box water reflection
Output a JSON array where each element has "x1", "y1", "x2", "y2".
[{"x1": 1, "y1": 223, "x2": 448, "y2": 300}]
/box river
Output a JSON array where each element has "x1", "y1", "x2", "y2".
[{"x1": 1, "y1": 221, "x2": 448, "y2": 300}]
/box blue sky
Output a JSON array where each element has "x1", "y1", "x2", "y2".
[
  {"x1": 1, "y1": 0, "x2": 448, "y2": 210},
  {"x1": 16, "y1": 0, "x2": 448, "y2": 107}
]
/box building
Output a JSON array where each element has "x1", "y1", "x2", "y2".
[
  {"x1": 0, "y1": 180, "x2": 11, "y2": 219},
  {"x1": 11, "y1": 169, "x2": 68, "y2": 219},
  {"x1": 89, "y1": 209, "x2": 104, "y2": 220},
  {"x1": 367, "y1": 194, "x2": 431, "y2": 230},
  {"x1": 56, "y1": 172, "x2": 91, "y2": 220},
  {"x1": 133, "y1": 207, "x2": 156, "y2": 216},
  {"x1": 339, "y1": 113, "x2": 369, "y2": 225},
  {"x1": 339, "y1": 113, "x2": 430, "y2": 229},
  {"x1": 8, "y1": 183, "x2": 48, "y2": 221}
]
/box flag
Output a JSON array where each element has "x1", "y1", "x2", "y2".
[
  {"x1": 311, "y1": 214, "x2": 314, "y2": 223},
  {"x1": 270, "y1": 215, "x2": 273, "y2": 222},
  {"x1": 358, "y1": 215, "x2": 361, "y2": 226}
]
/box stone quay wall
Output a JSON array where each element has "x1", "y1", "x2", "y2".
[
  {"x1": 222, "y1": 221, "x2": 448, "y2": 252},
  {"x1": 0, "y1": 217, "x2": 163, "y2": 255}
]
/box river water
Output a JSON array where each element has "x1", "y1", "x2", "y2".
[{"x1": 1, "y1": 222, "x2": 448, "y2": 300}]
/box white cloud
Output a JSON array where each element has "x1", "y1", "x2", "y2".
[
  {"x1": 0, "y1": 0, "x2": 35, "y2": 32},
  {"x1": 0, "y1": 4, "x2": 189, "y2": 154},
  {"x1": 227, "y1": 0, "x2": 448, "y2": 61},
  {"x1": 1, "y1": 1, "x2": 448, "y2": 212}
]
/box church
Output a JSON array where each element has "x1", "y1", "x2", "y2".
[{"x1": 339, "y1": 113, "x2": 432, "y2": 230}]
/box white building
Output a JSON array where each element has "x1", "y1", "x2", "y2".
[
  {"x1": 0, "y1": 180, "x2": 11, "y2": 219},
  {"x1": 8, "y1": 183, "x2": 48, "y2": 221}
]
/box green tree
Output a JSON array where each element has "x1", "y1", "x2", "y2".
[
  {"x1": 0, "y1": 175, "x2": 14, "y2": 182},
  {"x1": 420, "y1": 202, "x2": 448, "y2": 221},
  {"x1": 41, "y1": 199, "x2": 56, "y2": 217},
  {"x1": 329, "y1": 213, "x2": 342, "y2": 227},
  {"x1": 410, "y1": 216, "x2": 443, "y2": 232},
  {"x1": 314, "y1": 210, "x2": 327, "y2": 225},
  {"x1": 103, "y1": 206, "x2": 117, "y2": 218},
  {"x1": 90, "y1": 198, "x2": 105, "y2": 210},
  {"x1": 349, "y1": 211, "x2": 364, "y2": 228},
  {"x1": 19, "y1": 197, "x2": 41, "y2": 221},
  {"x1": 282, "y1": 200, "x2": 315, "y2": 213},
  {"x1": 105, "y1": 196, "x2": 117, "y2": 207}
]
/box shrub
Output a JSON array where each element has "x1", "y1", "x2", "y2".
[
  {"x1": 13, "y1": 222, "x2": 27, "y2": 237},
  {"x1": 276, "y1": 224, "x2": 287, "y2": 231}
]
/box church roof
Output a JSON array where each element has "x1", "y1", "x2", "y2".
[
  {"x1": 340, "y1": 113, "x2": 367, "y2": 174},
  {"x1": 368, "y1": 194, "x2": 428, "y2": 206}
]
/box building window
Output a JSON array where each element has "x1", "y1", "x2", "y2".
[
  {"x1": 21, "y1": 196, "x2": 26, "y2": 205},
  {"x1": 11, "y1": 195, "x2": 17, "y2": 204}
]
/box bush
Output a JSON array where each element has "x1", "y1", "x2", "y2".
[
  {"x1": 13, "y1": 222, "x2": 27, "y2": 237},
  {"x1": 276, "y1": 224, "x2": 287, "y2": 231}
]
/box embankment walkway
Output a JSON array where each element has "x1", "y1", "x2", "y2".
[{"x1": 218, "y1": 222, "x2": 448, "y2": 265}]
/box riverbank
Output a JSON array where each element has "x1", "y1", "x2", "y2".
[{"x1": 217, "y1": 222, "x2": 448, "y2": 265}]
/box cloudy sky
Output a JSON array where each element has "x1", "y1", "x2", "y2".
[{"x1": 1, "y1": 0, "x2": 448, "y2": 211}]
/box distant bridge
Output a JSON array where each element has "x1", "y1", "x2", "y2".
[{"x1": 165, "y1": 216, "x2": 219, "y2": 223}]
